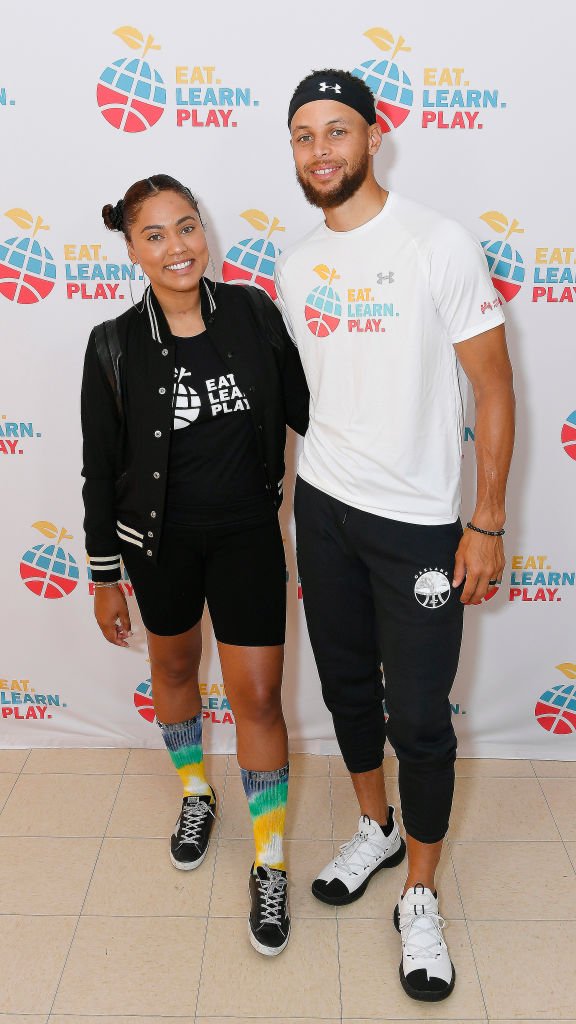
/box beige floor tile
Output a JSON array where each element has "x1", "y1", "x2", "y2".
[
  {"x1": 210, "y1": 838, "x2": 337, "y2": 918},
  {"x1": 53, "y1": 916, "x2": 205, "y2": 1015},
  {"x1": 0, "y1": 749, "x2": 29, "y2": 772},
  {"x1": 84, "y1": 837, "x2": 214, "y2": 916},
  {"x1": 197, "y1": 1019, "x2": 340, "y2": 1024},
  {"x1": 227, "y1": 752, "x2": 329, "y2": 776},
  {"x1": 197, "y1": 916, "x2": 340, "y2": 1017},
  {"x1": 470, "y1": 920, "x2": 576, "y2": 1018},
  {"x1": 340, "y1": 918, "x2": 484, "y2": 1019},
  {"x1": 329, "y1": 753, "x2": 399, "y2": 777},
  {"x1": 540, "y1": 779, "x2": 576, "y2": 840},
  {"x1": 449, "y1": 777, "x2": 559, "y2": 841},
  {"x1": 0, "y1": 774, "x2": 17, "y2": 812},
  {"x1": 220, "y1": 775, "x2": 332, "y2": 840},
  {"x1": 452, "y1": 840, "x2": 576, "y2": 919},
  {"x1": 50, "y1": 1018, "x2": 194, "y2": 1024},
  {"x1": 566, "y1": 842, "x2": 576, "y2": 871},
  {"x1": 337, "y1": 842, "x2": 463, "y2": 920},
  {"x1": 332, "y1": 776, "x2": 403, "y2": 839},
  {"x1": 125, "y1": 748, "x2": 227, "y2": 777},
  {"x1": 0, "y1": 916, "x2": 76, "y2": 1013},
  {"x1": 455, "y1": 757, "x2": 534, "y2": 777},
  {"x1": 0, "y1": 1016, "x2": 47, "y2": 1024},
  {"x1": 0, "y1": 837, "x2": 99, "y2": 915},
  {"x1": 106, "y1": 772, "x2": 217, "y2": 838},
  {"x1": 533, "y1": 759, "x2": 576, "y2": 777},
  {"x1": 0, "y1": 774, "x2": 120, "y2": 837},
  {"x1": 23, "y1": 748, "x2": 129, "y2": 774}
]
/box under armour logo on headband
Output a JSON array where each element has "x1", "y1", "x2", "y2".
[{"x1": 319, "y1": 82, "x2": 342, "y2": 93}]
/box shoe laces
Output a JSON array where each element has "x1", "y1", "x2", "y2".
[
  {"x1": 401, "y1": 908, "x2": 447, "y2": 961},
  {"x1": 334, "y1": 824, "x2": 383, "y2": 877},
  {"x1": 256, "y1": 867, "x2": 287, "y2": 927},
  {"x1": 179, "y1": 798, "x2": 215, "y2": 845}
]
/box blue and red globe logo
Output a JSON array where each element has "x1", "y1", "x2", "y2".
[
  {"x1": 97, "y1": 27, "x2": 166, "y2": 133},
  {"x1": 0, "y1": 210, "x2": 56, "y2": 305},
  {"x1": 535, "y1": 664, "x2": 576, "y2": 734},
  {"x1": 561, "y1": 410, "x2": 576, "y2": 462},
  {"x1": 352, "y1": 28, "x2": 413, "y2": 133},
  {"x1": 305, "y1": 265, "x2": 342, "y2": 337},
  {"x1": 482, "y1": 240, "x2": 525, "y2": 302},
  {"x1": 134, "y1": 679, "x2": 155, "y2": 723},
  {"x1": 20, "y1": 523, "x2": 78, "y2": 599},
  {"x1": 353, "y1": 59, "x2": 413, "y2": 133},
  {"x1": 222, "y1": 210, "x2": 284, "y2": 300},
  {"x1": 480, "y1": 212, "x2": 525, "y2": 302}
]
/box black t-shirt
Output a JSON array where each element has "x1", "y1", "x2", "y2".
[{"x1": 165, "y1": 332, "x2": 272, "y2": 526}]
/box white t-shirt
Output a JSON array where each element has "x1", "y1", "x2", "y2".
[{"x1": 275, "y1": 191, "x2": 505, "y2": 525}]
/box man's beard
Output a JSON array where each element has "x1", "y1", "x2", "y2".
[{"x1": 296, "y1": 149, "x2": 369, "y2": 209}]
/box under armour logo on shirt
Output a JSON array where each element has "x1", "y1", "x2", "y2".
[
  {"x1": 319, "y1": 82, "x2": 342, "y2": 93},
  {"x1": 377, "y1": 271, "x2": 395, "y2": 284}
]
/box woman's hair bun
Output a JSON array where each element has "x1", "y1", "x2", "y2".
[{"x1": 102, "y1": 199, "x2": 124, "y2": 232}]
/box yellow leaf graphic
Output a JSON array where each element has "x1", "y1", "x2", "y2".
[
  {"x1": 314, "y1": 264, "x2": 331, "y2": 281},
  {"x1": 364, "y1": 27, "x2": 395, "y2": 51},
  {"x1": 480, "y1": 211, "x2": 509, "y2": 235},
  {"x1": 113, "y1": 25, "x2": 145, "y2": 50},
  {"x1": 556, "y1": 663, "x2": 576, "y2": 680},
  {"x1": 5, "y1": 208, "x2": 33, "y2": 231},
  {"x1": 241, "y1": 209, "x2": 270, "y2": 233},
  {"x1": 32, "y1": 521, "x2": 59, "y2": 539}
]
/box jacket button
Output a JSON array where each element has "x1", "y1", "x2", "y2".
[
  {"x1": 162, "y1": 348, "x2": 168, "y2": 356},
  {"x1": 153, "y1": 472, "x2": 160, "y2": 479},
  {"x1": 266, "y1": 483, "x2": 271, "y2": 491},
  {"x1": 154, "y1": 430, "x2": 162, "y2": 438},
  {"x1": 150, "y1": 511, "x2": 157, "y2": 518},
  {"x1": 147, "y1": 531, "x2": 154, "y2": 538},
  {"x1": 226, "y1": 351, "x2": 234, "y2": 358},
  {"x1": 258, "y1": 424, "x2": 263, "y2": 431},
  {"x1": 146, "y1": 550, "x2": 153, "y2": 557},
  {"x1": 158, "y1": 387, "x2": 166, "y2": 395},
  {"x1": 248, "y1": 385, "x2": 255, "y2": 392}
]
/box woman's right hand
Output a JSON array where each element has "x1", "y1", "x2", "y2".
[{"x1": 94, "y1": 585, "x2": 132, "y2": 647}]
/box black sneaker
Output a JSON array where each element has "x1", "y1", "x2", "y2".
[
  {"x1": 248, "y1": 863, "x2": 291, "y2": 956},
  {"x1": 170, "y1": 789, "x2": 216, "y2": 870}
]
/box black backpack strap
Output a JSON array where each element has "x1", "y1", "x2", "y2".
[{"x1": 94, "y1": 319, "x2": 123, "y2": 418}]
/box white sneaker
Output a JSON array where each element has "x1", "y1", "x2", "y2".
[
  {"x1": 394, "y1": 883, "x2": 455, "y2": 1001},
  {"x1": 312, "y1": 810, "x2": 405, "y2": 905}
]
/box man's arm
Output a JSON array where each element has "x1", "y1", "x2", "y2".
[{"x1": 452, "y1": 323, "x2": 515, "y2": 604}]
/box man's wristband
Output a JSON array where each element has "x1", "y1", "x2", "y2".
[{"x1": 466, "y1": 521, "x2": 505, "y2": 537}]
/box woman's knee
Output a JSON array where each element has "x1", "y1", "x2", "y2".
[{"x1": 233, "y1": 681, "x2": 283, "y2": 726}]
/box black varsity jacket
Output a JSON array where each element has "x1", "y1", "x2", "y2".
[{"x1": 81, "y1": 280, "x2": 309, "y2": 583}]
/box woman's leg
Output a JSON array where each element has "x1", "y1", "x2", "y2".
[
  {"x1": 148, "y1": 622, "x2": 213, "y2": 799},
  {"x1": 218, "y1": 642, "x2": 288, "y2": 870}
]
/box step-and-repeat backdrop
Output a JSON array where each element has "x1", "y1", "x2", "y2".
[{"x1": 1, "y1": 2, "x2": 574, "y2": 756}]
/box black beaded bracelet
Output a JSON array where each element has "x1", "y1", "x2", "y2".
[{"x1": 466, "y1": 521, "x2": 505, "y2": 537}]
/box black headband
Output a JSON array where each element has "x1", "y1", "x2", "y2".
[{"x1": 288, "y1": 72, "x2": 376, "y2": 129}]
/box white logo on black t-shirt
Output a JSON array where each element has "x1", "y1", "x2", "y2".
[{"x1": 173, "y1": 368, "x2": 202, "y2": 429}]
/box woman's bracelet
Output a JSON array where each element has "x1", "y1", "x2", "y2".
[
  {"x1": 466, "y1": 521, "x2": 505, "y2": 537},
  {"x1": 93, "y1": 581, "x2": 121, "y2": 588}
]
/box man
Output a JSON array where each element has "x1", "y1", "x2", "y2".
[{"x1": 275, "y1": 69, "x2": 514, "y2": 1001}]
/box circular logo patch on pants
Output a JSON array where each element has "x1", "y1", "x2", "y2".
[{"x1": 414, "y1": 569, "x2": 451, "y2": 609}]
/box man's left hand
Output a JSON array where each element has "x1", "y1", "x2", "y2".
[{"x1": 453, "y1": 529, "x2": 505, "y2": 605}]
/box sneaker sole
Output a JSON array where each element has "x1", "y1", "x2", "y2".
[
  {"x1": 394, "y1": 903, "x2": 456, "y2": 1002},
  {"x1": 248, "y1": 920, "x2": 291, "y2": 957},
  {"x1": 169, "y1": 844, "x2": 210, "y2": 871},
  {"x1": 311, "y1": 837, "x2": 407, "y2": 906}
]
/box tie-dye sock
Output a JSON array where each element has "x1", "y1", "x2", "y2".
[
  {"x1": 241, "y1": 763, "x2": 289, "y2": 870},
  {"x1": 157, "y1": 712, "x2": 213, "y2": 799}
]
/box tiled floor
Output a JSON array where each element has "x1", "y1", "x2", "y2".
[{"x1": 0, "y1": 748, "x2": 575, "y2": 1022}]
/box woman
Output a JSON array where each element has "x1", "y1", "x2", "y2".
[{"x1": 81, "y1": 174, "x2": 308, "y2": 956}]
